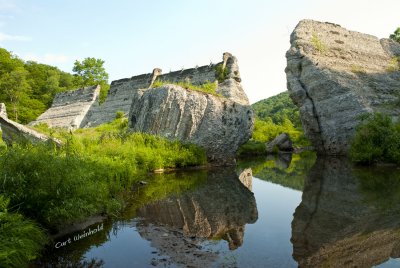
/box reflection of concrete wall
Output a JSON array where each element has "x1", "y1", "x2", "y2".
[
  {"x1": 292, "y1": 157, "x2": 400, "y2": 268},
  {"x1": 136, "y1": 169, "x2": 257, "y2": 266}
]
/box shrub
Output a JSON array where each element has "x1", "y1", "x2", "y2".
[
  {"x1": 215, "y1": 64, "x2": 229, "y2": 82},
  {"x1": 115, "y1": 111, "x2": 125, "y2": 119},
  {"x1": 387, "y1": 56, "x2": 400, "y2": 72},
  {"x1": 311, "y1": 32, "x2": 327, "y2": 54},
  {"x1": 350, "y1": 113, "x2": 400, "y2": 165}
]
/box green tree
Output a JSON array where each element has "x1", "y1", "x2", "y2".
[
  {"x1": 0, "y1": 67, "x2": 31, "y2": 121},
  {"x1": 390, "y1": 27, "x2": 400, "y2": 42},
  {"x1": 72, "y1": 57, "x2": 110, "y2": 103}
]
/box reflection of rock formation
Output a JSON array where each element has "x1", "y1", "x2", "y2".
[
  {"x1": 136, "y1": 168, "x2": 257, "y2": 266},
  {"x1": 292, "y1": 157, "x2": 400, "y2": 267}
]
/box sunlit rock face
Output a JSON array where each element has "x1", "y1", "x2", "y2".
[
  {"x1": 29, "y1": 85, "x2": 100, "y2": 130},
  {"x1": 136, "y1": 169, "x2": 258, "y2": 266},
  {"x1": 292, "y1": 157, "x2": 400, "y2": 267},
  {"x1": 286, "y1": 20, "x2": 400, "y2": 155}
]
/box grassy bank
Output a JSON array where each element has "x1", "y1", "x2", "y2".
[{"x1": 0, "y1": 118, "x2": 206, "y2": 266}]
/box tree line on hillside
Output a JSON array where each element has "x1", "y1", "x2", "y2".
[{"x1": 0, "y1": 48, "x2": 109, "y2": 124}]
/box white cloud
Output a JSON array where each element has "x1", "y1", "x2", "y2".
[
  {"x1": 0, "y1": 32, "x2": 30, "y2": 42},
  {"x1": 23, "y1": 53, "x2": 70, "y2": 64},
  {"x1": 0, "y1": 0, "x2": 18, "y2": 12}
]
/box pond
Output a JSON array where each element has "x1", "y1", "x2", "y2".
[{"x1": 33, "y1": 153, "x2": 400, "y2": 267}]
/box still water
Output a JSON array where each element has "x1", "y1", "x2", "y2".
[{"x1": 35, "y1": 153, "x2": 400, "y2": 267}]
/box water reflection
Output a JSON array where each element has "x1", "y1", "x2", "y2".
[
  {"x1": 292, "y1": 157, "x2": 400, "y2": 268},
  {"x1": 135, "y1": 168, "x2": 258, "y2": 267},
  {"x1": 237, "y1": 151, "x2": 316, "y2": 191},
  {"x1": 34, "y1": 168, "x2": 258, "y2": 267}
]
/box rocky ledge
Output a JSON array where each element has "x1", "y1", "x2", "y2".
[{"x1": 286, "y1": 19, "x2": 400, "y2": 155}]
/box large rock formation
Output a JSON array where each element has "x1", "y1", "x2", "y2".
[
  {"x1": 30, "y1": 85, "x2": 100, "y2": 130},
  {"x1": 129, "y1": 84, "x2": 252, "y2": 164},
  {"x1": 292, "y1": 157, "x2": 400, "y2": 267},
  {"x1": 0, "y1": 103, "x2": 62, "y2": 146},
  {"x1": 286, "y1": 20, "x2": 400, "y2": 155}
]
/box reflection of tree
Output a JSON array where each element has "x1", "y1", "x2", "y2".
[
  {"x1": 292, "y1": 157, "x2": 400, "y2": 268},
  {"x1": 237, "y1": 152, "x2": 316, "y2": 191},
  {"x1": 356, "y1": 167, "x2": 400, "y2": 212}
]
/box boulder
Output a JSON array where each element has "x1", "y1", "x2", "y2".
[
  {"x1": 0, "y1": 103, "x2": 62, "y2": 147},
  {"x1": 128, "y1": 84, "x2": 253, "y2": 165},
  {"x1": 266, "y1": 133, "x2": 293, "y2": 153},
  {"x1": 286, "y1": 20, "x2": 400, "y2": 155}
]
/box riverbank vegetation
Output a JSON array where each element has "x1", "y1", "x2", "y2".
[
  {"x1": 350, "y1": 113, "x2": 400, "y2": 165},
  {"x1": 0, "y1": 117, "x2": 206, "y2": 266},
  {"x1": 0, "y1": 195, "x2": 48, "y2": 268},
  {"x1": 238, "y1": 92, "x2": 310, "y2": 156}
]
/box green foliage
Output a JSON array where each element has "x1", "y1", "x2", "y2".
[
  {"x1": 1, "y1": 118, "x2": 207, "y2": 231},
  {"x1": 0, "y1": 47, "x2": 78, "y2": 123},
  {"x1": 350, "y1": 113, "x2": 400, "y2": 165},
  {"x1": 387, "y1": 56, "x2": 400, "y2": 72},
  {"x1": 311, "y1": 32, "x2": 327, "y2": 54},
  {"x1": 390, "y1": 27, "x2": 400, "y2": 42},
  {"x1": 252, "y1": 118, "x2": 308, "y2": 144},
  {"x1": 152, "y1": 80, "x2": 220, "y2": 97},
  {"x1": 72, "y1": 57, "x2": 109, "y2": 87},
  {"x1": 115, "y1": 111, "x2": 125, "y2": 119},
  {"x1": 237, "y1": 140, "x2": 265, "y2": 156},
  {"x1": 0, "y1": 195, "x2": 47, "y2": 267},
  {"x1": 215, "y1": 64, "x2": 229, "y2": 83},
  {"x1": 0, "y1": 67, "x2": 31, "y2": 121},
  {"x1": 239, "y1": 91, "x2": 310, "y2": 156},
  {"x1": 72, "y1": 58, "x2": 110, "y2": 104}
]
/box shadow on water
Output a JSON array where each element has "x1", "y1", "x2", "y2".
[
  {"x1": 292, "y1": 157, "x2": 400, "y2": 268},
  {"x1": 33, "y1": 168, "x2": 258, "y2": 267}
]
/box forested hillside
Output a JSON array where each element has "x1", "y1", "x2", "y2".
[
  {"x1": 0, "y1": 48, "x2": 79, "y2": 123},
  {"x1": 252, "y1": 91, "x2": 301, "y2": 129}
]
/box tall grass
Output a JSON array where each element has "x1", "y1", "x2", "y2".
[
  {"x1": 0, "y1": 195, "x2": 48, "y2": 268},
  {"x1": 0, "y1": 117, "x2": 207, "y2": 266}
]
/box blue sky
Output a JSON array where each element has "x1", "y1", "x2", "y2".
[{"x1": 0, "y1": 0, "x2": 398, "y2": 103}]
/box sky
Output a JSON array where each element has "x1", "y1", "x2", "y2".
[{"x1": 0, "y1": 0, "x2": 399, "y2": 104}]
